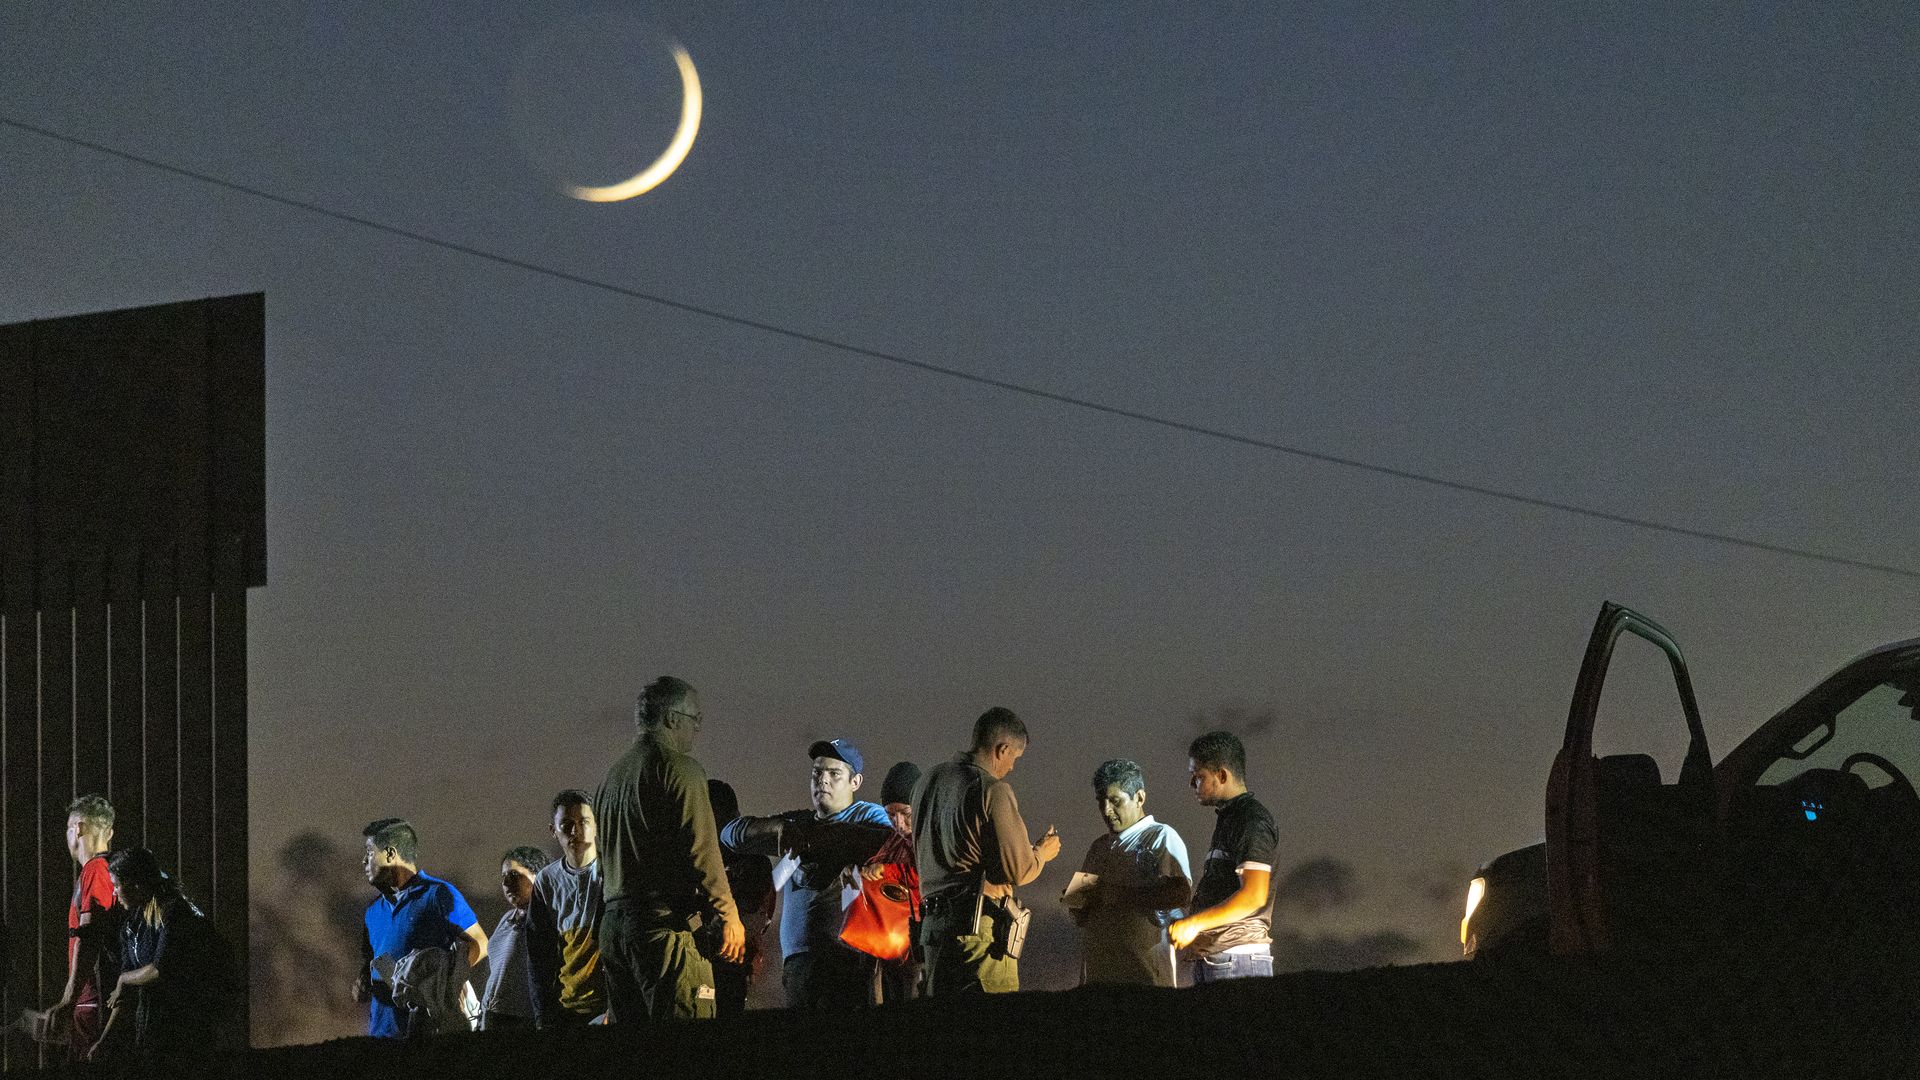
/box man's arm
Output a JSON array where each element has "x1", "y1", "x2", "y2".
[
  {"x1": 48, "y1": 925, "x2": 99, "y2": 1014},
  {"x1": 669, "y1": 756, "x2": 744, "y2": 962},
  {"x1": 1137, "y1": 828, "x2": 1195, "y2": 911},
  {"x1": 1061, "y1": 838, "x2": 1104, "y2": 925},
  {"x1": 50, "y1": 861, "x2": 116, "y2": 1017},
  {"x1": 109, "y1": 962, "x2": 160, "y2": 993},
  {"x1": 983, "y1": 783, "x2": 1057, "y2": 888},
  {"x1": 353, "y1": 913, "x2": 374, "y2": 1004},
  {"x1": 458, "y1": 922, "x2": 489, "y2": 973},
  {"x1": 1169, "y1": 869, "x2": 1271, "y2": 950},
  {"x1": 1120, "y1": 873, "x2": 1195, "y2": 912},
  {"x1": 48, "y1": 911, "x2": 113, "y2": 1022},
  {"x1": 525, "y1": 890, "x2": 563, "y2": 1026},
  {"x1": 719, "y1": 811, "x2": 809, "y2": 859},
  {"x1": 803, "y1": 809, "x2": 896, "y2": 869},
  {"x1": 87, "y1": 977, "x2": 135, "y2": 1063},
  {"x1": 860, "y1": 826, "x2": 916, "y2": 879},
  {"x1": 440, "y1": 882, "x2": 487, "y2": 974}
]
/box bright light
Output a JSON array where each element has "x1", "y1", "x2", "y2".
[
  {"x1": 566, "y1": 43, "x2": 702, "y2": 202},
  {"x1": 1460, "y1": 876, "x2": 1487, "y2": 948}
]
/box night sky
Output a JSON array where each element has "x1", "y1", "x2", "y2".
[{"x1": 4, "y1": 0, "x2": 1917, "y2": 1018}]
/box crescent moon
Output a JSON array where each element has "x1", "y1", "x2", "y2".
[{"x1": 565, "y1": 43, "x2": 702, "y2": 202}]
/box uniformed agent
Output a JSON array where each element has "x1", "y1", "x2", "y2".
[
  {"x1": 593, "y1": 676, "x2": 745, "y2": 1020},
  {"x1": 913, "y1": 707, "x2": 1061, "y2": 995}
]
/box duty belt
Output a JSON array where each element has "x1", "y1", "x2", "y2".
[{"x1": 920, "y1": 889, "x2": 978, "y2": 917}]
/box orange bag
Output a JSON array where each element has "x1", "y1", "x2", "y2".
[{"x1": 840, "y1": 863, "x2": 917, "y2": 960}]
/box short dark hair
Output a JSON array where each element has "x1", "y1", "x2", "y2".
[
  {"x1": 551, "y1": 789, "x2": 592, "y2": 816},
  {"x1": 971, "y1": 707, "x2": 1029, "y2": 752},
  {"x1": 362, "y1": 818, "x2": 419, "y2": 863},
  {"x1": 636, "y1": 676, "x2": 699, "y2": 730},
  {"x1": 1188, "y1": 730, "x2": 1248, "y2": 780},
  {"x1": 1092, "y1": 759, "x2": 1146, "y2": 797},
  {"x1": 501, "y1": 845, "x2": 550, "y2": 874},
  {"x1": 68, "y1": 794, "x2": 114, "y2": 832}
]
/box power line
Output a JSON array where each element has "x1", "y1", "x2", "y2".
[{"x1": 4, "y1": 112, "x2": 1916, "y2": 583}]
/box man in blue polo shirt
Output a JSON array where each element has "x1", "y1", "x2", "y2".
[{"x1": 357, "y1": 818, "x2": 489, "y2": 1038}]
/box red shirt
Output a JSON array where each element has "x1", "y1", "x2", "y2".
[{"x1": 68, "y1": 855, "x2": 115, "y2": 1001}]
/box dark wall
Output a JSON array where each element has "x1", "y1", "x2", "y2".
[{"x1": 0, "y1": 293, "x2": 264, "y2": 1068}]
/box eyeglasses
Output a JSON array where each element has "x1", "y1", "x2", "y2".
[{"x1": 669, "y1": 708, "x2": 702, "y2": 729}]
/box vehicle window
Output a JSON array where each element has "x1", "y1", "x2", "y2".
[
  {"x1": 1757, "y1": 681, "x2": 1920, "y2": 790},
  {"x1": 1589, "y1": 635, "x2": 1698, "y2": 783}
]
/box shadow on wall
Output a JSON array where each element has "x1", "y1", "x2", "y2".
[{"x1": 251, "y1": 833, "x2": 504, "y2": 1047}]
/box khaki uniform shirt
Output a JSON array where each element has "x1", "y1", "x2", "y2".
[
  {"x1": 913, "y1": 752, "x2": 1044, "y2": 906},
  {"x1": 594, "y1": 733, "x2": 739, "y2": 929}
]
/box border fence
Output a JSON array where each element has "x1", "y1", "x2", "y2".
[{"x1": 0, "y1": 293, "x2": 264, "y2": 1068}]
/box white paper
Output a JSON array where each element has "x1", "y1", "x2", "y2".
[
  {"x1": 772, "y1": 852, "x2": 801, "y2": 892},
  {"x1": 1060, "y1": 871, "x2": 1100, "y2": 909}
]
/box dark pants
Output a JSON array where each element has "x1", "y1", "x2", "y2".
[
  {"x1": 599, "y1": 900, "x2": 716, "y2": 1021},
  {"x1": 540, "y1": 1007, "x2": 594, "y2": 1029},
  {"x1": 781, "y1": 943, "x2": 875, "y2": 1010},
  {"x1": 875, "y1": 919, "x2": 923, "y2": 1003},
  {"x1": 712, "y1": 960, "x2": 749, "y2": 1019},
  {"x1": 67, "y1": 999, "x2": 105, "y2": 1063},
  {"x1": 876, "y1": 957, "x2": 921, "y2": 1004}
]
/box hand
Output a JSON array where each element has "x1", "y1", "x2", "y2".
[
  {"x1": 41, "y1": 1003, "x2": 73, "y2": 1040},
  {"x1": 105, "y1": 985, "x2": 123, "y2": 1011},
  {"x1": 779, "y1": 815, "x2": 817, "y2": 857},
  {"x1": 350, "y1": 977, "x2": 370, "y2": 1004},
  {"x1": 85, "y1": 1039, "x2": 106, "y2": 1063},
  {"x1": 718, "y1": 915, "x2": 747, "y2": 964},
  {"x1": 860, "y1": 862, "x2": 887, "y2": 882},
  {"x1": 1169, "y1": 916, "x2": 1200, "y2": 950},
  {"x1": 1034, "y1": 826, "x2": 1061, "y2": 863}
]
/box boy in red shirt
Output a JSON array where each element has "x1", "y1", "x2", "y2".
[{"x1": 40, "y1": 794, "x2": 118, "y2": 1061}]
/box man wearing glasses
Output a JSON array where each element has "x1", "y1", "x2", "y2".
[{"x1": 593, "y1": 676, "x2": 745, "y2": 1020}]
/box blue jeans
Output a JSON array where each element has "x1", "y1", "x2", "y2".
[{"x1": 1191, "y1": 946, "x2": 1273, "y2": 984}]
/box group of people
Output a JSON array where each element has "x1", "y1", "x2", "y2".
[
  {"x1": 355, "y1": 675, "x2": 1280, "y2": 1037},
  {"x1": 26, "y1": 794, "x2": 241, "y2": 1063},
  {"x1": 21, "y1": 674, "x2": 1280, "y2": 1058}
]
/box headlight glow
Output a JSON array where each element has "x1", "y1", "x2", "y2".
[{"x1": 1460, "y1": 876, "x2": 1487, "y2": 947}]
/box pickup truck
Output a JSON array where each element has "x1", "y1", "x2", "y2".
[{"x1": 1461, "y1": 602, "x2": 1920, "y2": 958}]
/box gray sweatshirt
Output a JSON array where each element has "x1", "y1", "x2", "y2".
[
  {"x1": 527, "y1": 857, "x2": 606, "y2": 1022},
  {"x1": 479, "y1": 908, "x2": 536, "y2": 1022}
]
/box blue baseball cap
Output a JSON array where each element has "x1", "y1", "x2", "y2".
[{"x1": 808, "y1": 738, "x2": 865, "y2": 776}]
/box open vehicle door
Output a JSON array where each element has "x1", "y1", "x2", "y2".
[{"x1": 1545, "y1": 602, "x2": 1716, "y2": 954}]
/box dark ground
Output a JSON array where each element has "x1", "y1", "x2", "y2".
[{"x1": 36, "y1": 946, "x2": 1920, "y2": 1080}]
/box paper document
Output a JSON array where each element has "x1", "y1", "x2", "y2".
[
  {"x1": 772, "y1": 852, "x2": 801, "y2": 892},
  {"x1": 1060, "y1": 871, "x2": 1100, "y2": 909}
]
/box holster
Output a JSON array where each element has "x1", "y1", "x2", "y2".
[{"x1": 973, "y1": 890, "x2": 1031, "y2": 960}]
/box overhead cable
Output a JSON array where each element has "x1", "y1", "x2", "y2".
[{"x1": 3, "y1": 113, "x2": 1914, "y2": 582}]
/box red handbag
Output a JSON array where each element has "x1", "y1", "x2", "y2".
[{"x1": 840, "y1": 863, "x2": 917, "y2": 960}]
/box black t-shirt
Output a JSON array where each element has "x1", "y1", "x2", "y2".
[
  {"x1": 119, "y1": 897, "x2": 235, "y2": 1052},
  {"x1": 1188, "y1": 792, "x2": 1278, "y2": 956}
]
